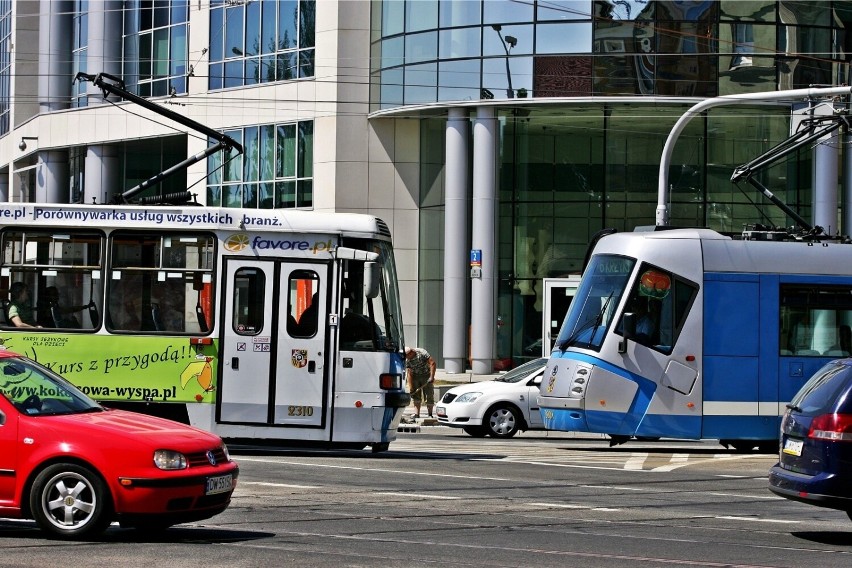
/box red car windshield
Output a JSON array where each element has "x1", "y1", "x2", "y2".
[{"x1": 0, "y1": 356, "x2": 102, "y2": 416}]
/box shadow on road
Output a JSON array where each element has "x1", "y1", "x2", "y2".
[
  {"x1": 791, "y1": 531, "x2": 852, "y2": 546},
  {"x1": 0, "y1": 520, "x2": 273, "y2": 544}
]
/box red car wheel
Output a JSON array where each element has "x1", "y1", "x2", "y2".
[{"x1": 30, "y1": 463, "x2": 113, "y2": 539}]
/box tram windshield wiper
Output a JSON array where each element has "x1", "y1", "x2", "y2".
[{"x1": 558, "y1": 292, "x2": 613, "y2": 350}]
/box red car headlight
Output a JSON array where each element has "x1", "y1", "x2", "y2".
[{"x1": 153, "y1": 449, "x2": 188, "y2": 470}]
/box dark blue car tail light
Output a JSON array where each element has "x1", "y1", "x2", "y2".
[{"x1": 808, "y1": 413, "x2": 852, "y2": 441}]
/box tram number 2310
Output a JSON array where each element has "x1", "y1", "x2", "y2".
[{"x1": 287, "y1": 405, "x2": 314, "y2": 417}]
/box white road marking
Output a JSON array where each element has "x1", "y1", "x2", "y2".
[
  {"x1": 624, "y1": 452, "x2": 648, "y2": 470},
  {"x1": 716, "y1": 515, "x2": 799, "y2": 524},
  {"x1": 531, "y1": 502, "x2": 622, "y2": 512}
]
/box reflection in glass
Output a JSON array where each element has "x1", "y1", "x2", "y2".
[
  {"x1": 594, "y1": 21, "x2": 645, "y2": 53},
  {"x1": 382, "y1": 0, "x2": 404, "y2": 36},
  {"x1": 656, "y1": 0, "x2": 718, "y2": 21},
  {"x1": 537, "y1": 0, "x2": 592, "y2": 21},
  {"x1": 380, "y1": 67, "x2": 404, "y2": 108},
  {"x1": 483, "y1": 24, "x2": 532, "y2": 56},
  {"x1": 533, "y1": 56, "x2": 592, "y2": 96},
  {"x1": 720, "y1": 0, "x2": 775, "y2": 22},
  {"x1": 405, "y1": 31, "x2": 438, "y2": 64},
  {"x1": 779, "y1": 0, "x2": 830, "y2": 26},
  {"x1": 483, "y1": 0, "x2": 534, "y2": 25},
  {"x1": 438, "y1": 59, "x2": 481, "y2": 101},
  {"x1": 482, "y1": 56, "x2": 532, "y2": 100},
  {"x1": 439, "y1": 0, "x2": 481, "y2": 27},
  {"x1": 379, "y1": 36, "x2": 404, "y2": 68},
  {"x1": 594, "y1": 55, "x2": 641, "y2": 94},
  {"x1": 405, "y1": 63, "x2": 438, "y2": 104},
  {"x1": 439, "y1": 27, "x2": 481, "y2": 59},
  {"x1": 594, "y1": 0, "x2": 654, "y2": 21},
  {"x1": 406, "y1": 0, "x2": 438, "y2": 32},
  {"x1": 656, "y1": 55, "x2": 717, "y2": 97},
  {"x1": 538, "y1": 23, "x2": 592, "y2": 54}
]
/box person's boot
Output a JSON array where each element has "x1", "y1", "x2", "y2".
[{"x1": 427, "y1": 405, "x2": 434, "y2": 418}]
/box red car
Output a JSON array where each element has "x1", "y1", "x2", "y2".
[{"x1": 0, "y1": 349, "x2": 238, "y2": 538}]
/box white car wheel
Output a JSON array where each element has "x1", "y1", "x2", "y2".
[{"x1": 486, "y1": 405, "x2": 520, "y2": 438}]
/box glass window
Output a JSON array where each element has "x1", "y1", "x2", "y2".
[
  {"x1": 298, "y1": 121, "x2": 313, "y2": 178},
  {"x1": 278, "y1": 0, "x2": 298, "y2": 48},
  {"x1": 107, "y1": 232, "x2": 215, "y2": 335},
  {"x1": 379, "y1": 36, "x2": 405, "y2": 68},
  {"x1": 439, "y1": 0, "x2": 480, "y2": 27},
  {"x1": 778, "y1": 0, "x2": 830, "y2": 26},
  {"x1": 405, "y1": 30, "x2": 438, "y2": 64},
  {"x1": 537, "y1": 0, "x2": 592, "y2": 21},
  {"x1": 210, "y1": 0, "x2": 314, "y2": 89},
  {"x1": 299, "y1": 0, "x2": 315, "y2": 48},
  {"x1": 438, "y1": 58, "x2": 481, "y2": 101},
  {"x1": 405, "y1": 63, "x2": 438, "y2": 104},
  {"x1": 538, "y1": 22, "x2": 592, "y2": 54},
  {"x1": 780, "y1": 285, "x2": 852, "y2": 356},
  {"x1": 483, "y1": 24, "x2": 533, "y2": 56},
  {"x1": 209, "y1": 120, "x2": 313, "y2": 209},
  {"x1": 1, "y1": 230, "x2": 104, "y2": 331},
  {"x1": 382, "y1": 0, "x2": 404, "y2": 36},
  {"x1": 594, "y1": 0, "x2": 654, "y2": 20},
  {"x1": 790, "y1": 362, "x2": 852, "y2": 414},
  {"x1": 555, "y1": 254, "x2": 635, "y2": 351},
  {"x1": 287, "y1": 270, "x2": 319, "y2": 338},
  {"x1": 483, "y1": 0, "x2": 534, "y2": 25},
  {"x1": 225, "y1": 5, "x2": 244, "y2": 57},
  {"x1": 482, "y1": 56, "x2": 532, "y2": 99},
  {"x1": 261, "y1": 0, "x2": 276, "y2": 53},
  {"x1": 656, "y1": 0, "x2": 718, "y2": 21},
  {"x1": 233, "y1": 267, "x2": 264, "y2": 335},
  {"x1": 720, "y1": 0, "x2": 775, "y2": 22},
  {"x1": 439, "y1": 26, "x2": 481, "y2": 59},
  {"x1": 617, "y1": 264, "x2": 698, "y2": 354},
  {"x1": 406, "y1": 0, "x2": 437, "y2": 32},
  {"x1": 380, "y1": 67, "x2": 404, "y2": 108},
  {"x1": 532, "y1": 55, "x2": 593, "y2": 96}
]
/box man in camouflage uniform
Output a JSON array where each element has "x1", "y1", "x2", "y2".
[{"x1": 405, "y1": 346, "x2": 436, "y2": 418}]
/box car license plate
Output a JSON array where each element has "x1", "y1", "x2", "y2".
[
  {"x1": 436, "y1": 406, "x2": 446, "y2": 417},
  {"x1": 206, "y1": 474, "x2": 233, "y2": 495},
  {"x1": 782, "y1": 437, "x2": 803, "y2": 457}
]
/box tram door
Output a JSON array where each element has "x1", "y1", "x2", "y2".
[
  {"x1": 218, "y1": 258, "x2": 330, "y2": 427},
  {"x1": 541, "y1": 276, "x2": 582, "y2": 356}
]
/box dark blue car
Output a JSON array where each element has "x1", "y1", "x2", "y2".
[{"x1": 769, "y1": 359, "x2": 852, "y2": 522}]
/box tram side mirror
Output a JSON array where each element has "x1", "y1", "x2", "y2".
[
  {"x1": 619, "y1": 313, "x2": 636, "y2": 354},
  {"x1": 364, "y1": 261, "x2": 381, "y2": 299}
]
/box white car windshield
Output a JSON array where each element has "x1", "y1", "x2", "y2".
[{"x1": 495, "y1": 358, "x2": 547, "y2": 383}]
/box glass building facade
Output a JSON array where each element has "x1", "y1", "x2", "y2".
[{"x1": 372, "y1": 0, "x2": 852, "y2": 367}]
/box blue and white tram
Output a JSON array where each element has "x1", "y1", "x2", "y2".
[{"x1": 538, "y1": 227, "x2": 852, "y2": 451}]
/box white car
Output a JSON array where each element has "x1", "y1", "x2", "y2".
[{"x1": 435, "y1": 358, "x2": 547, "y2": 438}]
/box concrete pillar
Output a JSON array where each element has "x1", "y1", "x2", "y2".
[
  {"x1": 470, "y1": 107, "x2": 497, "y2": 374},
  {"x1": 39, "y1": 0, "x2": 73, "y2": 113},
  {"x1": 37, "y1": 151, "x2": 70, "y2": 203},
  {"x1": 85, "y1": 145, "x2": 120, "y2": 204},
  {"x1": 814, "y1": 138, "x2": 838, "y2": 234},
  {"x1": 86, "y1": 0, "x2": 123, "y2": 103},
  {"x1": 443, "y1": 108, "x2": 470, "y2": 373}
]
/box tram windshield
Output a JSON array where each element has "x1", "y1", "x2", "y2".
[
  {"x1": 340, "y1": 239, "x2": 404, "y2": 352},
  {"x1": 555, "y1": 255, "x2": 635, "y2": 351}
]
